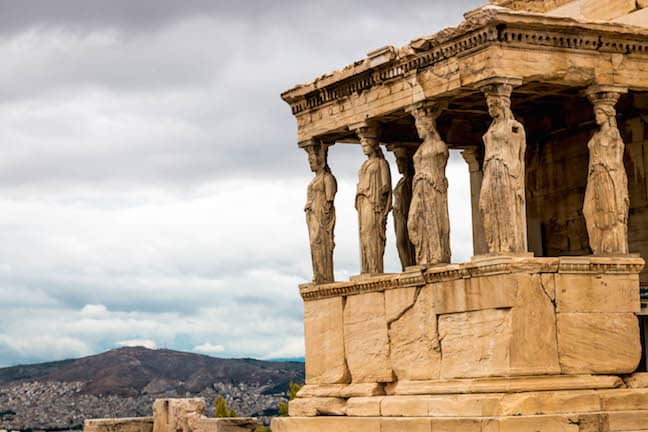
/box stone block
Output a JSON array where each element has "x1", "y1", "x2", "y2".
[
  {"x1": 555, "y1": 274, "x2": 640, "y2": 313},
  {"x1": 343, "y1": 292, "x2": 392, "y2": 383},
  {"x1": 640, "y1": 0, "x2": 648, "y2": 8},
  {"x1": 581, "y1": 0, "x2": 637, "y2": 20},
  {"x1": 388, "y1": 286, "x2": 440, "y2": 381},
  {"x1": 297, "y1": 384, "x2": 344, "y2": 398},
  {"x1": 271, "y1": 417, "x2": 381, "y2": 432},
  {"x1": 381, "y1": 418, "x2": 432, "y2": 432},
  {"x1": 438, "y1": 308, "x2": 512, "y2": 379},
  {"x1": 194, "y1": 418, "x2": 257, "y2": 432},
  {"x1": 340, "y1": 383, "x2": 384, "y2": 398},
  {"x1": 624, "y1": 372, "x2": 648, "y2": 388},
  {"x1": 509, "y1": 274, "x2": 561, "y2": 375},
  {"x1": 499, "y1": 390, "x2": 600, "y2": 416},
  {"x1": 384, "y1": 287, "x2": 417, "y2": 322},
  {"x1": 496, "y1": 415, "x2": 580, "y2": 432},
  {"x1": 432, "y1": 275, "x2": 517, "y2": 314},
  {"x1": 380, "y1": 394, "x2": 502, "y2": 417},
  {"x1": 599, "y1": 388, "x2": 648, "y2": 411},
  {"x1": 345, "y1": 397, "x2": 383, "y2": 416},
  {"x1": 304, "y1": 297, "x2": 349, "y2": 384},
  {"x1": 557, "y1": 313, "x2": 641, "y2": 374},
  {"x1": 153, "y1": 398, "x2": 205, "y2": 432},
  {"x1": 287, "y1": 397, "x2": 346, "y2": 417},
  {"x1": 607, "y1": 410, "x2": 648, "y2": 431},
  {"x1": 84, "y1": 418, "x2": 153, "y2": 432},
  {"x1": 384, "y1": 374, "x2": 623, "y2": 395}
]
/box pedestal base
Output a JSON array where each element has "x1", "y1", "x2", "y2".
[{"x1": 272, "y1": 411, "x2": 648, "y2": 432}]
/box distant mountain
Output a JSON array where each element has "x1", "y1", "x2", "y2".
[{"x1": 0, "y1": 347, "x2": 305, "y2": 431}]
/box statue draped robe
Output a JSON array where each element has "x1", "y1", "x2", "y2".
[
  {"x1": 356, "y1": 157, "x2": 392, "y2": 274},
  {"x1": 408, "y1": 136, "x2": 450, "y2": 265},
  {"x1": 583, "y1": 127, "x2": 629, "y2": 254},
  {"x1": 305, "y1": 170, "x2": 337, "y2": 283},
  {"x1": 393, "y1": 175, "x2": 415, "y2": 270},
  {"x1": 479, "y1": 117, "x2": 527, "y2": 253}
]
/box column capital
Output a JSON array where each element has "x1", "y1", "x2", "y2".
[
  {"x1": 475, "y1": 76, "x2": 523, "y2": 95},
  {"x1": 584, "y1": 85, "x2": 628, "y2": 107},
  {"x1": 406, "y1": 100, "x2": 447, "y2": 119},
  {"x1": 299, "y1": 138, "x2": 335, "y2": 149}
]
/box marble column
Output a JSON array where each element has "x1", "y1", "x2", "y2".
[
  {"x1": 461, "y1": 147, "x2": 488, "y2": 256},
  {"x1": 583, "y1": 85, "x2": 629, "y2": 255},
  {"x1": 478, "y1": 79, "x2": 528, "y2": 254}
]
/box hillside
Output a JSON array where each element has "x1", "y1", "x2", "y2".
[{"x1": 0, "y1": 347, "x2": 304, "y2": 431}]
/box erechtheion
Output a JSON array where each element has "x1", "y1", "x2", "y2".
[{"x1": 274, "y1": 0, "x2": 648, "y2": 431}]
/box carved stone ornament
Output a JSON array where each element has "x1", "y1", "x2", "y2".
[
  {"x1": 355, "y1": 124, "x2": 392, "y2": 274},
  {"x1": 583, "y1": 87, "x2": 629, "y2": 255},
  {"x1": 407, "y1": 102, "x2": 451, "y2": 265},
  {"x1": 479, "y1": 82, "x2": 528, "y2": 254},
  {"x1": 304, "y1": 141, "x2": 338, "y2": 283},
  {"x1": 391, "y1": 146, "x2": 416, "y2": 270}
]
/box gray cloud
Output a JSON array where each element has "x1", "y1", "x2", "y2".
[{"x1": 0, "y1": 0, "x2": 481, "y2": 366}]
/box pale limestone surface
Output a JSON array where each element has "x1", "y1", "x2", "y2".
[
  {"x1": 407, "y1": 103, "x2": 450, "y2": 265},
  {"x1": 343, "y1": 292, "x2": 392, "y2": 383},
  {"x1": 555, "y1": 274, "x2": 640, "y2": 312},
  {"x1": 557, "y1": 312, "x2": 641, "y2": 374},
  {"x1": 624, "y1": 372, "x2": 648, "y2": 388},
  {"x1": 193, "y1": 418, "x2": 257, "y2": 432},
  {"x1": 387, "y1": 286, "x2": 441, "y2": 380},
  {"x1": 84, "y1": 418, "x2": 153, "y2": 432},
  {"x1": 153, "y1": 399, "x2": 205, "y2": 432},
  {"x1": 304, "y1": 142, "x2": 337, "y2": 284},
  {"x1": 303, "y1": 297, "x2": 349, "y2": 384},
  {"x1": 288, "y1": 397, "x2": 346, "y2": 417},
  {"x1": 438, "y1": 308, "x2": 512, "y2": 379}
]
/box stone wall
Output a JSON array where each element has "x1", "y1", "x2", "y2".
[
  {"x1": 300, "y1": 256, "x2": 643, "y2": 390},
  {"x1": 525, "y1": 102, "x2": 648, "y2": 284}
]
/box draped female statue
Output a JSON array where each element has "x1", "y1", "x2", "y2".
[
  {"x1": 392, "y1": 147, "x2": 416, "y2": 270},
  {"x1": 583, "y1": 91, "x2": 629, "y2": 254},
  {"x1": 355, "y1": 128, "x2": 392, "y2": 274},
  {"x1": 479, "y1": 84, "x2": 527, "y2": 253},
  {"x1": 408, "y1": 105, "x2": 451, "y2": 265},
  {"x1": 304, "y1": 142, "x2": 337, "y2": 283}
]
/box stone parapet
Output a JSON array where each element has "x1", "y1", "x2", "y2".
[{"x1": 301, "y1": 256, "x2": 644, "y2": 385}]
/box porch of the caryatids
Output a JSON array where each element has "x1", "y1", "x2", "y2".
[
  {"x1": 478, "y1": 78, "x2": 528, "y2": 254},
  {"x1": 407, "y1": 101, "x2": 451, "y2": 266},
  {"x1": 355, "y1": 122, "x2": 392, "y2": 274},
  {"x1": 583, "y1": 85, "x2": 630, "y2": 255},
  {"x1": 303, "y1": 140, "x2": 337, "y2": 283}
]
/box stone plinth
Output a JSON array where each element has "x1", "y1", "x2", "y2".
[
  {"x1": 284, "y1": 255, "x2": 648, "y2": 431},
  {"x1": 84, "y1": 417, "x2": 153, "y2": 432}
]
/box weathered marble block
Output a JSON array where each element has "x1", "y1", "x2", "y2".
[
  {"x1": 343, "y1": 292, "x2": 392, "y2": 383},
  {"x1": 303, "y1": 297, "x2": 349, "y2": 384}
]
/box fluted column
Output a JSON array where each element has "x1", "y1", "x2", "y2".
[
  {"x1": 583, "y1": 85, "x2": 629, "y2": 255},
  {"x1": 461, "y1": 147, "x2": 488, "y2": 256}
]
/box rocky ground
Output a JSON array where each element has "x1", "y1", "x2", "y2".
[
  {"x1": 0, "y1": 380, "x2": 287, "y2": 431},
  {"x1": 0, "y1": 348, "x2": 304, "y2": 431}
]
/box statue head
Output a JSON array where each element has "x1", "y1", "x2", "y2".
[
  {"x1": 594, "y1": 105, "x2": 616, "y2": 127},
  {"x1": 411, "y1": 103, "x2": 443, "y2": 141},
  {"x1": 305, "y1": 142, "x2": 329, "y2": 173},
  {"x1": 586, "y1": 89, "x2": 621, "y2": 130},
  {"x1": 393, "y1": 147, "x2": 413, "y2": 176},
  {"x1": 486, "y1": 94, "x2": 512, "y2": 120}
]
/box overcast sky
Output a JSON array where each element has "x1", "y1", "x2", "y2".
[{"x1": 0, "y1": 0, "x2": 483, "y2": 366}]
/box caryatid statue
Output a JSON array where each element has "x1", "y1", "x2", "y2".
[
  {"x1": 304, "y1": 141, "x2": 337, "y2": 283},
  {"x1": 391, "y1": 146, "x2": 416, "y2": 270},
  {"x1": 408, "y1": 103, "x2": 451, "y2": 265},
  {"x1": 583, "y1": 87, "x2": 629, "y2": 255},
  {"x1": 355, "y1": 125, "x2": 392, "y2": 274},
  {"x1": 479, "y1": 82, "x2": 528, "y2": 254}
]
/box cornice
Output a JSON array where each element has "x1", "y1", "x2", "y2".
[
  {"x1": 299, "y1": 256, "x2": 645, "y2": 301},
  {"x1": 281, "y1": 8, "x2": 648, "y2": 117}
]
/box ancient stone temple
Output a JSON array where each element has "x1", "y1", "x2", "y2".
[{"x1": 274, "y1": 1, "x2": 648, "y2": 431}]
